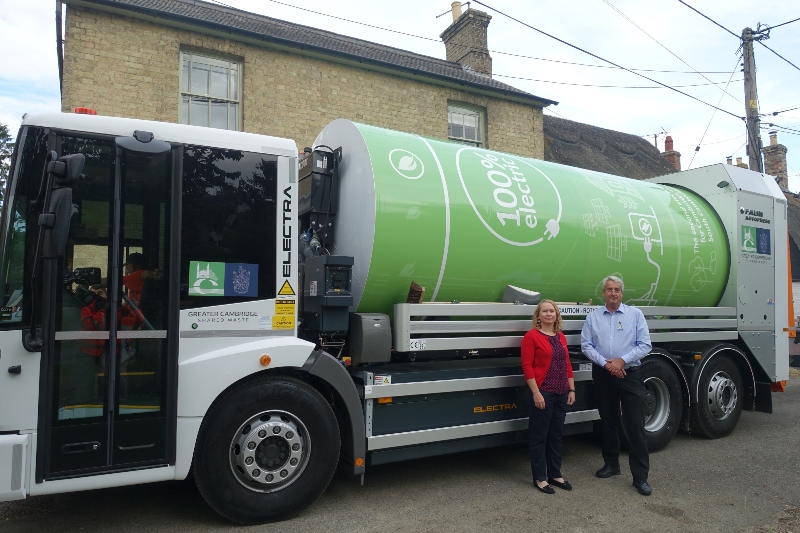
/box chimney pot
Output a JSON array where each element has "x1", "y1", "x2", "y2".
[
  {"x1": 451, "y1": 1, "x2": 462, "y2": 22},
  {"x1": 726, "y1": 156, "x2": 733, "y2": 165},
  {"x1": 769, "y1": 130, "x2": 778, "y2": 146},
  {"x1": 664, "y1": 135, "x2": 674, "y2": 151},
  {"x1": 736, "y1": 157, "x2": 744, "y2": 166}
]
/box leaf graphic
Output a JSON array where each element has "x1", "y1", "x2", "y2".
[{"x1": 398, "y1": 155, "x2": 417, "y2": 171}]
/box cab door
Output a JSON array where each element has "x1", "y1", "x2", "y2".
[
  {"x1": 41, "y1": 132, "x2": 177, "y2": 477},
  {"x1": 0, "y1": 127, "x2": 50, "y2": 434}
]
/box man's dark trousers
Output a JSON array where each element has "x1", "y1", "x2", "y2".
[{"x1": 593, "y1": 365, "x2": 649, "y2": 482}]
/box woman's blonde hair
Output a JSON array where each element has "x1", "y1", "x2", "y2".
[{"x1": 532, "y1": 299, "x2": 563, "y2": 332}]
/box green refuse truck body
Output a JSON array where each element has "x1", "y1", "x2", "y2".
[{"x1": 314, "y1": 119, "x2": 730, "y2": 315}]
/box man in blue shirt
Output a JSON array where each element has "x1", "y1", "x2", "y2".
[{"x1": 581, "y1": 275, "x2": 653, "y2": 496}]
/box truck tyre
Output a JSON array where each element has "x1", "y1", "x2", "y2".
[
  {"x1": 193, "y1": 375, "x2": 340, "y2": 524},
  {"x1": 620, "y1": 357, "x2": 683, "y2": 452},
  {"x1": 690, "y1": 355, "x2": 743, "y2": 439}
]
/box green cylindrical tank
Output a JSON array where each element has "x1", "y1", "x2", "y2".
[{"x1": 313, "y1": 119, "x2": 730, "y2": 315}]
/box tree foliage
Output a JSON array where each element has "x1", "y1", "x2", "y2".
[{"x1": 0, "y1": 123, "x2": 13, "y2": 204}]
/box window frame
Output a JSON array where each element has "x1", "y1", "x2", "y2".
[
  {"x1": 447, "y1": 103, "x2": 485, "y2": 147},
  {"x1": 179, "y1": 51, "x2": 242, "y2": 131}
]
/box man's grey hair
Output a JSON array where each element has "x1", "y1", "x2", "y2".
[{"x1": 602, "y1": 275, "x2": 624, "y2": 292}]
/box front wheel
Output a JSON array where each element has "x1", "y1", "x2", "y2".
[
  {"x1": 690, "y1": 354, "x2": 743, "y2": 439},
  {"x1": 193, "y1": 376, "x2": 341, "y2": 524}
]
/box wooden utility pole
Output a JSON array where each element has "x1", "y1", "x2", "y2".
[{"x1": 742, "y1": 27, "x2": 764, "y2": 172}]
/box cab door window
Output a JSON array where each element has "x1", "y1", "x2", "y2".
[
  {"x1": 0, "y1": 127, "x2": 48, "y2": 328},
  {"x1": 53, "y1": 136, "x2": 114, "y2": 424}
]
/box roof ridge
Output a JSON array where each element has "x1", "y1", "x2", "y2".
[
  {"x1": 83, "y1": 0, "x2": 555, "y2": 104},
  {"x1": 181, "y1": 0, "x2": 467, "y2": 69}
]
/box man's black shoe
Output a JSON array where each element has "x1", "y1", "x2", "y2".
[
  {"x1": 633, "y1": 480, "x2": 652, "y2": 496},
  {"x1": 595, "y1": 465, "x2": 621, "y2": 478}
]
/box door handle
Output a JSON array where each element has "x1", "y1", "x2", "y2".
[
  {"x1": 117, "y1": 442, "x2": 156, "y2": 451},
  {"x1": 62, "y1": 442, "x2": 102, "y2": 454}
]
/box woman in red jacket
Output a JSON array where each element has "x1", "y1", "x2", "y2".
[{"x1": 521, "y1": 299, "x2": 576, "y2": 494}]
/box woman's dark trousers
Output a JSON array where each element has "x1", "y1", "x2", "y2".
[{"x1": 525, "y1": 389, "x2": 568, "y2": 482}]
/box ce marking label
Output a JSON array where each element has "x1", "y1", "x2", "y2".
[{"x1": 409, "y1": 339, "x2": 427, "y2": 351}]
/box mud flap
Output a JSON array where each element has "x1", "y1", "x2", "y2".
[
  {"x1": 0, "y1": 434, "x2": 29, "y2": 501},
  {"x1": 753, "y1": 382, "x2": 773, "y2": 414},
  {"x1": 302, "y1": 351, "x2": 366, "y2": 475}
]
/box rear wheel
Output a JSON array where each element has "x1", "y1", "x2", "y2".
[
  {"x1": 193, "y1": 376, "x2": 340, "y2": 524},
  {"x1": 690, "y1": 355, "x2": 743, "y2": 439},
  {"x1": 621, "y1": 357, "x2": 683, "y2": 452}
]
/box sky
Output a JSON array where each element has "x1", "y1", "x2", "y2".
[{"x1": 1, "y1": 0, "x2": 799, "y2": 189}]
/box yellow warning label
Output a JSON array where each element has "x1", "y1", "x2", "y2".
[
  {"x1": 278, "y1": 280, "x2": 295, "y2": 296},
  {"x1": 275, "y1": 300, "x2": 295, "y2": 315},
  {"x1": 750, "y1": 99, "x2": 758, "y2": 109},
  {"x1": 272, "y1": 315, "x2": 295, "y2": 329}
]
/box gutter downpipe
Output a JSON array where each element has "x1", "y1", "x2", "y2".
[{"x1": 56, "y1": 0, "x2": 64, "y2": 94}]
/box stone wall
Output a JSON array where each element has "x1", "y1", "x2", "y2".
[{"x1": 62, "y1": 7, "x2": 543, "y2": 158}]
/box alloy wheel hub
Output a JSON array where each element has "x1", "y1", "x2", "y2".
[
  {"x1": 706, "y1": 371, "x2": 737, "y2": 420},
  {"x1": 230, "y1": 411, "x2": 309, "y2": 492}
]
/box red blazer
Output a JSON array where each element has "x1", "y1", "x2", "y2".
[{"x1": 521, "y1": 329, "x2": 574, "y2": 384}]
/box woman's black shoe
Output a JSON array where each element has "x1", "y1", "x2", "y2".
[
  {"x1": 534, "y1": 481, "x2": 555, "y2": 494},
  {"x1": 547, "y1": 477, "x2": 572, "y2": 491}
]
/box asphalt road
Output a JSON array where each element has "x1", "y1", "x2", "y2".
[{"x1": 2, "y1": 375, "x2": 799, "y2": 533}]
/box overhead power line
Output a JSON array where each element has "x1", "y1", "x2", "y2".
[
  {"x1": 471, "y1": 0, "x2": 744, "y2": 120},
  {"x1": 678, "y1": 1, "x2": 800, "y2": 73},
  {"x1": 601, "y1": 0, "x2": 741, "y2": 104},
  {"x1": 494, "y1": 73, "x2": 742, "y2": 89},
  {"x1": 761, "y1": 104, "x2": 800, "y2": 117},
  {"x1": 491, "y1": 51, "x2": 731, "y2": 74},
  {"x1": 688, "y1": 56, "x2": 742, "y2": 169},
  {"x1": 676, "y1": 0, "x2": 740, "y2": 39},
  {"x1": 675, "y1": 133, "x2": 745, "y2": 149},
  {"x1": 730, "y1": 140, "x2": 747, "y2": 156},
  {"x1": 764, "y1": 123, "x2": 800, "y2": 135},
  {"x1": 544, "y1": 108, "x2": 570, "y2": 120},
  {"x1": 763, "y1": 17, "x2": 800, "y2": 31},
  {"x1": 250, "y1": 0, "x2": 736, "y2": 74},
  {"x1": 755, "y1": 40, "x2": 800, "y2": 73}
]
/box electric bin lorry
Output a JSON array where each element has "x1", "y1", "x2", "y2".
[{"x1": 0, "y1": 112, "x2": 790, "y2": 523}]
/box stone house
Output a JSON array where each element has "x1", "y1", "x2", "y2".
[{"x1": 60, "y1": 0, "x2": 556, "y2": 158}]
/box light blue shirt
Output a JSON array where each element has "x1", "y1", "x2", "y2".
[{"x1": 580, "y1": 303, "x2": 652, "y2": 369}]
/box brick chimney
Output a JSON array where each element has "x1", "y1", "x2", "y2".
[
  {"x1": 661, "y1": 135, "x2": 681, "y2": 171},
  {"x1": 736, "y1": 157, "x2": 749, "y2": 169},
  {"x1": 762, "y1": 130, "x2": 789, "y2": 190},
  {"x1": 440, "y1": 2, "x2": 493, "y2": 77}
]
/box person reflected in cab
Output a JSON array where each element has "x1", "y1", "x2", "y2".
[
  {"x1": 122, "y1": 252, "x2": 162, "y2": 308},
  {"x1": 59, "y1": 281, "x2": 112, "y2": 408},
  {"x1": 521, "y1": 299, "x2": 575, "y2": 494},
  {"x1": 581, "y1": 275, "x2": 653, "y2": 496},
  {"x1": 79, "y1": 282, "x2": 110, "y2": 358}
]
